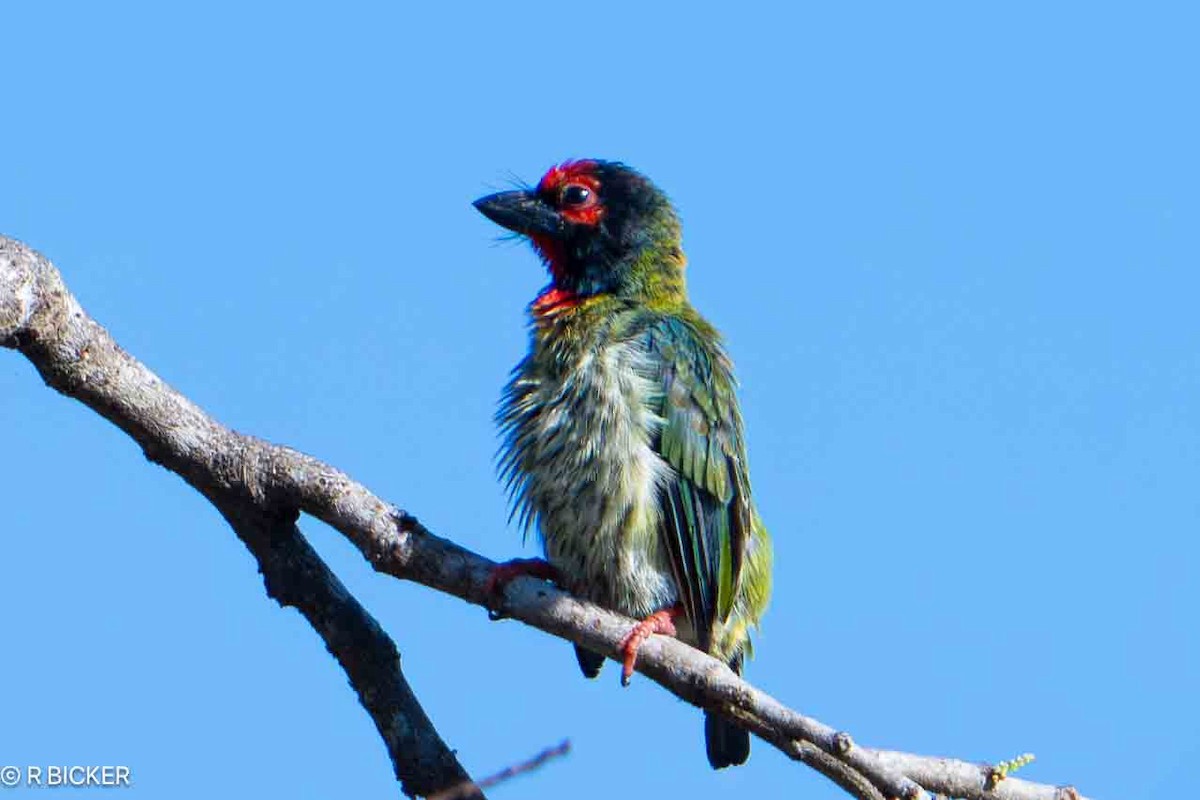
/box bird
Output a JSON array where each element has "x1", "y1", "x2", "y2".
[{"x1": 474, "y1": 160, "x2": 773, "y2": 769}]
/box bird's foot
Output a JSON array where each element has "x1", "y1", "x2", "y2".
[
  {"x1": 619, "y1": 603, "x2": 684, "y2": 686},
  {"x1": 484, "y1": 558, "x2": 562, "y2": 620}
]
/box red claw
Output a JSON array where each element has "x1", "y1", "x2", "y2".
[{"x1": 619, "y1": 604, "x2": 684, "y2": 686}]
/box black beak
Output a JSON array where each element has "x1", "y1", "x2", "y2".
[{"x1": 473, "y1": 190, "x2": 562, "y2": 238}]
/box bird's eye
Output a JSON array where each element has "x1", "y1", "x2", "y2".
[{"x1": 560, "y1": 184, "x2": 593, "y2": 207}]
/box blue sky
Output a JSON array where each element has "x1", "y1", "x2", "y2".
[{"x1": 2, "y1": 3, "x2": 1196, "y2": 798}]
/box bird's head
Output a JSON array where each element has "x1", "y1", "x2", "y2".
[{"x1": 474, "y1": 160, "x2": 686, "y2": 309}]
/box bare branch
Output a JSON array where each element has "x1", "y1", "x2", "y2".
[
  {"x1": 0, "y1": 237, "x2": 483, "y2": 800},
  {"x1": 215, "y1": 503, "x2": 484, "y2": 800},
  {"x1": 0, "y1": 235, "x2": 1094, "y2": 800}
]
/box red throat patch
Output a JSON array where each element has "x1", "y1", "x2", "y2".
[
  {"x1": 530, "y1": 234, "x2": 568, "y2": 284},
  {"x1": 530, "y1": 285, "x2": 580, "y2": 319}
]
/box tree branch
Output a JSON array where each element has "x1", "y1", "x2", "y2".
[
  {"x1": 0, "y1": 235, "x2": 1091, "y2": 800},
  {"x1": 0, "y1": 237, "x2": 482, "y2": 800}
]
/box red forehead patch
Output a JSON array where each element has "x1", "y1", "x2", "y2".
[{"x1": 537, "y1": 160, "x2": 600, "y2": 193}]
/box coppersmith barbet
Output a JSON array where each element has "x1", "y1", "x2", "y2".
[{"x1": 474, "y1": 160, "x2": 773, "y2": 769}]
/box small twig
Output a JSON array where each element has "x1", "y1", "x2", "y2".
[
  {"x1": 427, "y1": 740, "x2": 572, "y2": 800},
  {"x1": 988, "y1": 753, "x2": 1036, "y2": 788}
]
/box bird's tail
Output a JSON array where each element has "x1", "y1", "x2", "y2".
[
  {"x1": 705, "y1": 653, "x2": 750, "y2": 768},
  {"x1": 705, "y1": 711, "x2": 750, "y2": 769},
  {"x1": 573, "y1": 644, "x2": 605, "y2": 678}
]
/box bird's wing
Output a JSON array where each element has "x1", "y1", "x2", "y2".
[{"x1": 647, "y1": 317, "x2": 752, "y2": 652}]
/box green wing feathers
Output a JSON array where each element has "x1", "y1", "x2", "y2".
[{"x1": 649, "y1": 316, "x2": 767, "y2": 660}]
